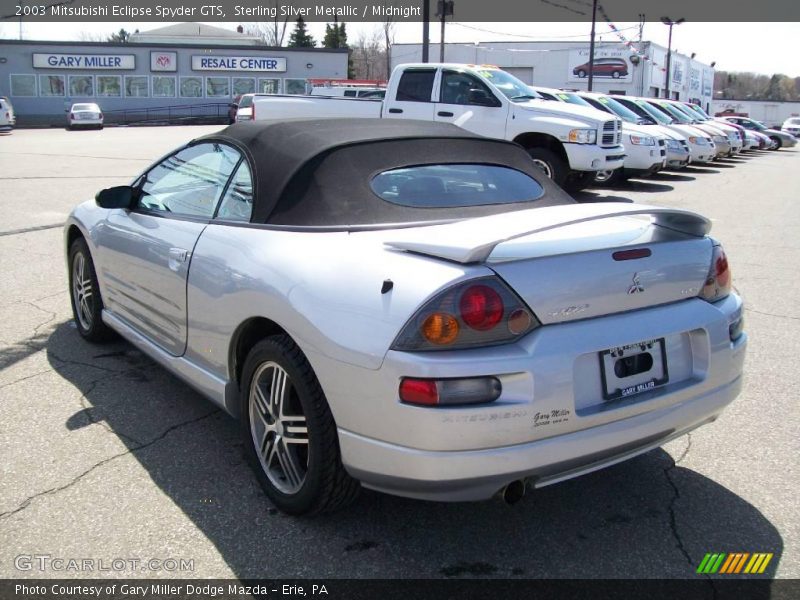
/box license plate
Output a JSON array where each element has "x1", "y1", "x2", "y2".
[{"x1": 599, "y1": 338, "x2": 669, "y2": 401}]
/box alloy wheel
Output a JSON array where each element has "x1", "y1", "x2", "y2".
[
  {"x1": 531, "y1": 159, "x2": 553, "y2": 178},
  {"x1": 72, "y1": 252, "x2": 94, "y2": 330},
  {"x1": 249, "y1": 361, "x2": 309, "y2": 494}
]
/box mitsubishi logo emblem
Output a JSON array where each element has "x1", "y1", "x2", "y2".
[{"x1": 628, "y1": 272, "x2": 645, "y2": 294}]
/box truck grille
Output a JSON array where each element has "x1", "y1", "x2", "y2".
[{"x1": 601, "y1": 120, "x2": 621, "y2": 147}]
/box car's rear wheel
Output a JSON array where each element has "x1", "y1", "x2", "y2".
[
  {"x1": 68, "y1": 238, "x2": 115, "y2": 342},
  {"x1": 240, "y1": 335, "x2": 360, "y2": 515}
]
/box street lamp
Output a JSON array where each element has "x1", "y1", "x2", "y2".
[{"x1": 661, "y1": 16, "x2": 685, "y2": 99}]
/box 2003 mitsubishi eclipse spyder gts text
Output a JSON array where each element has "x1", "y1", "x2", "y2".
[{"x1": 64, "y1": 119, "x2": 746, "y2": 515}]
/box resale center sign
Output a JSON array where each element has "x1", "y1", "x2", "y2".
[{"x1": 191, "y1": 56, "x2": 287, "y2": 72}]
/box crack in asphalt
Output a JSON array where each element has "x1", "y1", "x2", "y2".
[
  {"x1": 663, "y1": 434, "x2": 693, "y2": 567},
  {"x1": 0, "y1": 409, "x2": 220, "y2": 523},
  {"x1": 0, "y1": 368, "x2": 54, "y2": 390},
  {"x1": 746, "y1": 308, "x2": 800, "y2": 321}
]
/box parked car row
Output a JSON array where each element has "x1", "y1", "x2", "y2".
[{"x1": 531, "y1": 86, "x2": 796, "y2": 186}]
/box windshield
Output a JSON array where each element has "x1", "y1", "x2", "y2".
[
  {"x1": 688, "y1": 104, "x2": 711, "y2": 119},
  {"x1": 554, "y1": 91, "x2": 594, "y2": 108},
  {"x1": 628, "y1": 99, "x2": 673, "y2": 124},
  {"x1": 671, "y1": 102, "x2": 704, "y2": 122},
  {"x1": 477, "y1": 69, "x2": 539, "y2": 101},
  {"x1": 653, "y1": 102, "x2": 693, "y2": 124},
  {"x1": 592, "y1": 95, "x2": 641, "y2": 123}
]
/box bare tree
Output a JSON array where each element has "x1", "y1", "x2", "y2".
[
  {"x1": 382, "y1": 15, "x2": 396, "y2": 79},
  {"x1": 243, "y1": 1, "x2": 290, "y2": 46},
  {"x1": 351, "y1": 26, "x2": 389, "y2": 80},
  {"x1": 77, "y1": 31, "x2": 107, "y2": 42}
]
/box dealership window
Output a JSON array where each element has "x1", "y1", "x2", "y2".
[
  {"x1": 180, "y1": 77, "x2": 203, "y2": 98},
  {"x1": 69, "y1": 75, "x2": 94, "y2": 96},
  {"x1": 206, "y1": 77, "x2": 230, "y2": 98},
  {"x1": 39, "y1": 74, "x2": 65, "y2": 96},
  {"x1": 232, "y1": 77, "x2": 255, "y2": 96},
  {"x1": 153, "y1": 76, "x2": 176, "y2": 98},
  {"x1": 96, "y1": 76, "x2": 121, "y2": 97},
  {"x1": 125, "y1": 76, "x2": 148, "y2": 97},
  {"x1": 10, "y1": 74, "x2": 36, "y2": 97},
  {"x1": 258, "y1": 78, "x2": 281, "y2": 94},
  {"x1": 285, "y1": 79, "x2": 308, "y2": 95}
]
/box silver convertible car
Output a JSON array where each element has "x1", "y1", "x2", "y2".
[{"x1": 65, "y1": 119, "x2": 747, "y2": 515}]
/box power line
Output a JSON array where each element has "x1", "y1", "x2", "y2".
[{"x1": 450, "y1": 21, "x2": 640, "y2": 39}]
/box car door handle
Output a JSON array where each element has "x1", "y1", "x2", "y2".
[
  {"x1": 388, "y1": 108, "x2": 403, "y2": 114},
  {"x1": 168, "y1": 247, "x2": 189, "y2": 271},
  {"x1": 437, "y1": 111, "x2": 454, "y2": 117}
]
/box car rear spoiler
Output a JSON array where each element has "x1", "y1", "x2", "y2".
[{"x1": 383, "y1": 202, "x2": 711, "y2": 264}]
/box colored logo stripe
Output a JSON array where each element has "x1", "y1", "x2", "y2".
[{"x1": 698, "y1": 553, "x2": 773, "y2": 574}]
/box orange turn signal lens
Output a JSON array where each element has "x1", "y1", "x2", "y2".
[{"x1": 421, "y1": 313, "x2": 459, "y2": 345}]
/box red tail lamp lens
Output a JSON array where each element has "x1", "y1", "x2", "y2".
[
  {"x1": 399, "y1": 378, "x2": 439, "y2": 405},
  {"x1": 715, "y1": 252, "x2": 731, "y2": 289},
  {"x1": 459, "y1": 285, "x2": 504, "y2": 331}
]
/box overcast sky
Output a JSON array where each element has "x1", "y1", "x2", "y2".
[{"x1": 3, "y1": 21, "x2": 799, "y2": 77}]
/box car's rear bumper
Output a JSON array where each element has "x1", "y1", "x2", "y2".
[
  {"x1": 340, "y1": 371, "x2": 743, "y2": 502},
  {"x1": 315, "y1": 294, "x2": 747, "y2": 502}
]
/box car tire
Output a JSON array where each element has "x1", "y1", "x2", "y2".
[
  {"x1": 68, "y1": 238, "x2": 115, "y2": 343},
  {"x1": 593, "y1": 168, "x2": 623, "y2": 186},
  {"x1": 577, "y1": 69, "x2": 587, "y2": 78},
  {"x1": 526, "y1": 147, "x2": 568, "y2": 187},
  {"x1": 240, "y1": 335, "x2": 360, "y2": 515},
  {"x1": 567, "y1": 170, "x2": 602, "y2": 192},
  {"x1": 769, "y1": 136, "x2": 782, "y2": 150},
  {"x1": 612, "y1": 71, "x2": 621, "y2": 79}
]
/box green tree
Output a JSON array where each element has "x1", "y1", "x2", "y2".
[
  {"x1": 287, "y1": 17, "x2": 316, "y2": 48},
  {"x1": 107, "y1": 28, "x2": 130, "y2": 43}
]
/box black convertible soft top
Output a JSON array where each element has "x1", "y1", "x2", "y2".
[{"x1": 196, "y1": 118, "x2": 575, "y2": 226}]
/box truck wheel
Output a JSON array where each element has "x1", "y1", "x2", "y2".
[
  {"x1": 593, "y1": 169, "x2": 622, "y2": 185},
  {"x1": 565, "y1": 171, "x2": 599, "y2": 192},
  {"x1": 526, "y1": 147, "x2": 567, "y2": 187}
]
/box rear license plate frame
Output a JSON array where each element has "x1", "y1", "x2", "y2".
[{"x1": 599, "y1": 338, "x2": 669, "y2": 401}]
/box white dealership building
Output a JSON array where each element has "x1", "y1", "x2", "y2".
[
  {"x1": 391, "y1": 40, "x2": 715, "y2": 110},
  {"x1": 0, "y1": 23, "x2": 348, "y2": 126}
]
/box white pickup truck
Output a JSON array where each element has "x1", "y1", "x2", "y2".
[{"x1": 251, "y1": 64, "x2": 625, "y2": 192}]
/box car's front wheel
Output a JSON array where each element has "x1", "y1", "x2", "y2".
[
  {"x1": 240, "y1": 335, "x2": 360, "y2": 515},
  {"x1": 68, "y1": 238, "x2": 115, "y2": 342},
  {"x1": 526, "y1": 147, "x2": 568, "y2": 187},
  {"x1": 769, "y1": 136, "x2": 782, "y2": 150}
]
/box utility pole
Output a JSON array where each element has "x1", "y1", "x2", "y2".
[
  {"x1": 436, "y1": 1, "x2": 454, "y2": 63},
  {"x1": 661, "y1": 16, "x2": 685, "y2": 99},
  {"x1": 587, "y1": 0, "x2": 598, "y2": 91},
  {"x1": 422, "y1": 0, "x2": 430, "y2": 62}
]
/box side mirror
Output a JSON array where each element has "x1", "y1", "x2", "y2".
[
  {"x1": 467, "y1": 88, "x2": 499, "y2": 107},
  {"x1": 95, "y1": 185, "x2": 136, "y2": 209}
]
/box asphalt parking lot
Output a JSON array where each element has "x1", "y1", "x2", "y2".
[{"x1": 0, "y1": 126, "x2": 798, "y2": 580}]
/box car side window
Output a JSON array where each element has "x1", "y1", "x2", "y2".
[
  {"x1": 216, "y1": 161, "x2": 254, "y2": 222},
  {"x1": 440, "y1": 70, "x2": 499, "y2": 107},
  {"x1": 396, "y1": 69, "x2": 435, "y2": 102},
  {"x1": 138, "y1": 143, "x2": 240, "y2": 218}
]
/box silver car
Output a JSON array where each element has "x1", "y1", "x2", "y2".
[{"x1": 65, "y1": 119, "x2": 747, "y2": 514}]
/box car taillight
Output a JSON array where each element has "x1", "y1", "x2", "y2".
[
  {"x1": 700, "y1": 243, "x2": 732, "y2": 302},
  {"x1": 399, "y1": 376, "x2": 502, "y2": 407},
  {"x1": 391, "y1": 276, "x2": 539, "y2": 351},
  {"x1": 70, "y1": 113, "x2": 75, "y2": 119},
  {"x1": 99, "y1": 113, "x2": 103, "y2": 119}
]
